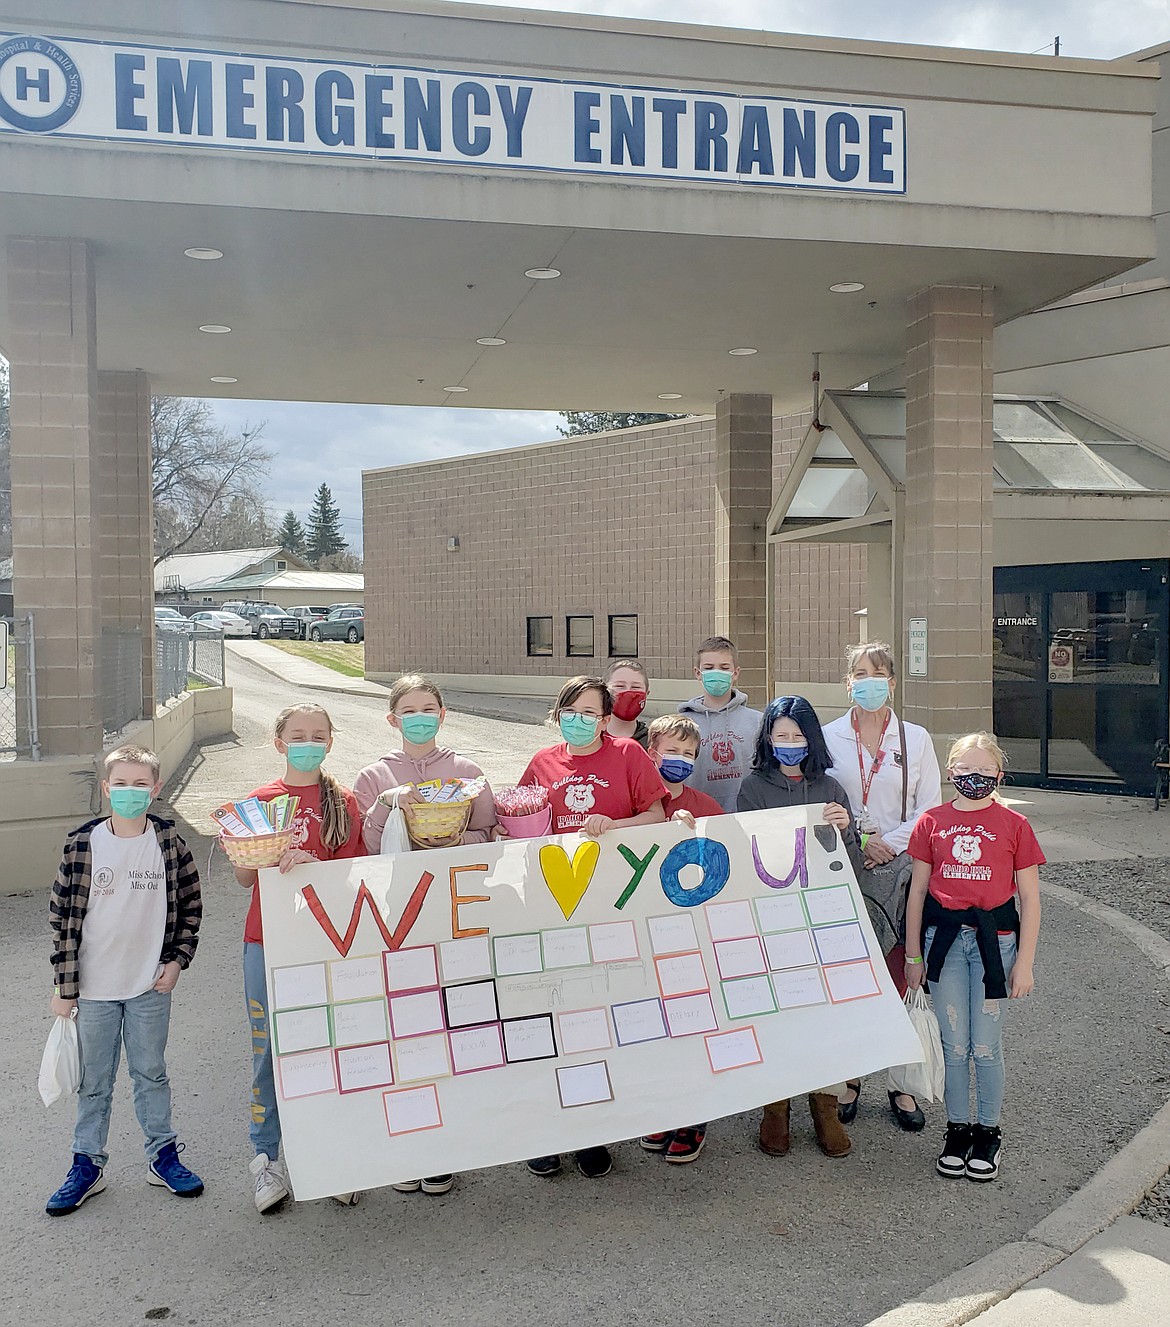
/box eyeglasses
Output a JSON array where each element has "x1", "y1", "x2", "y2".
[
  {"x1": 559, "y1": 708, "x2": 604, "y2": 721},
  {"x1": 952, "y1": 764, "x2": 999, "y2": 777}
]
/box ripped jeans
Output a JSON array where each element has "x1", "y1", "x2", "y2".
[{"x1": 924, "y1": 925, "x2": 1016, "y2": 1128}]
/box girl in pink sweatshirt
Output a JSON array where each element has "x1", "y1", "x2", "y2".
[{"x1": 352, "y1": 673, "x2": 497, "y2": 856}]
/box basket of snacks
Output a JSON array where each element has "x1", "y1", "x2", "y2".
[
  {"x1": 494, "y1": 785, "x2": 552, "y2": 839},
  {"x1": 219, "y1": 829, "x2": 296, "y2": 870},
  {"x1": 211, "y1": 794, "x2": 300, "y2": 869},
  {"x1": 402, "y1": 776, "x2": 485, "y2": 846}
]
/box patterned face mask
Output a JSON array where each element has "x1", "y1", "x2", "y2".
[{"x1": 951, "y1": 771, "x2": 998, "y2": 800}]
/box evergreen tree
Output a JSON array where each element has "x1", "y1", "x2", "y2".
[
  {"x1": 305, "y1": 483, "x2": 347, "y2": 567},
  {"x1": 276, "y1": 509, "x2": 306, "y2": 557}
]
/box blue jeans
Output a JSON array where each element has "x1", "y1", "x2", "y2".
[
  {"x1": 73, "y1": 988, "x2": 175, "y2": 1168},
  {"x1": 925, "y1": 925, "x2": 1017, "y2": 1128},
  {"x1": 244, "y1": 942, "x2": 281, "y2": 1159}
]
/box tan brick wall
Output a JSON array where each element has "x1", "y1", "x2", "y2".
[
  {"x1": 363, "y1": 409, "x2": 866, "y2": 689},
  {"x1": 772, "y1": 409, "x2": 868, "y2": 686},
  {"x1": 363, "y1": 418, "x2": 718, "y2": 681}
]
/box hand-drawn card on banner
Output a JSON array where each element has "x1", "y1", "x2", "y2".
[{"x1": 260, "y1": 807, "x2": 922, "y2": 1200}]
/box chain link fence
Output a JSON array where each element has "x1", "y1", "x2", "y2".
[
  {"x1": 1, "y1": 612, "x2": 40, "y2": 761},
  {"x1": 102, "y1": 625, "x2": 144, "y2": 740},
  {"x1": 156, "y1": 626, "x2": 226, "y2": 708}
]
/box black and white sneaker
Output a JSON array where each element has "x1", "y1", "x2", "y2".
[
  {"x1": 936, "y1": 1123, "x2": 974, "y2": 1178},
  {"x1": 965, "y1": 1125, "x2": 1002, "y2": 1182}
]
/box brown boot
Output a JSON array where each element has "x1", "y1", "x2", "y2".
[
  {"x1": 758, "y1": 1100, "x2": 791, "y2": 1156},
  {"x1": 809, "y1": 1093, "x2": 852, "y2": 1157}
]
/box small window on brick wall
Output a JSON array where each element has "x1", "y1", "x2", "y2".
[
  {"x1": 608, "y1": 614, "x2": 638, "y2": 658},
  {"x1": 566, "y1": 615, "x2": 595, "y2": 658},
  {"x1": 527, "y1": 616, "x2": 553, "y2": 657}
]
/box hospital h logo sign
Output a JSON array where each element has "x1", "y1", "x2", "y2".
[{"x1": 0, "y1": 36, "x2": 82, "y2": 132}]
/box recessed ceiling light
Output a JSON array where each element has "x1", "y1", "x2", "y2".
[
  {"x1": 184, "y1": 247, "x2": 223, "y2": 260},
  {"x1": 209, "y1": 376, "x2": 238, "y2": 384},
  {"x1": 524, "y1": 267, "x2": 561, "y2": 279},
  {"x1": 476, "y1": 337, "x2": 507, "y2": 346},
  {"x1": 829, "y1": 282, "x2": 865, "y2": 293},
  {"x1": 443, "y1": 385, "x2": 469, "y2": 393},
  {"x1": 728, "y1": 347, "x2": 758, "y2": 356},
  {"x1": 658, "y1": 393, "x2": 683, "y2": 400},
  {"x1": 199, "y1": 324, "x2": 231, "y2": 334}
]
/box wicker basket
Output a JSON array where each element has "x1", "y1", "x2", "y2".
[
  {"x1": 403, "y1": 797, "x2": 473, "y2": 845},
  {"x1": 219, "y1": 829, "x2": 296, "y2": 869}
]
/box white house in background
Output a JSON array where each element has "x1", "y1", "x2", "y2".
[{"x1": 154, "y1": 547, "x2": 364, "y2": 608}]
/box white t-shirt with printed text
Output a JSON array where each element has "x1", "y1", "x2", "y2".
[{"x1": 78, "y1": 820, "x2": 167, "y2": 1000}]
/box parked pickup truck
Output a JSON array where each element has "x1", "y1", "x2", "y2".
[
  {"x1": 287, "y1": 605, "x2": 331, "y2": 639},
  {"x1": 221, "y1": 601, "x2": 301, "y2": 639}
]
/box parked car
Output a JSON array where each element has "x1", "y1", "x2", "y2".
[
  {"x1": 190, "y1": 610, "x2": 252, "y2": 638},
  {"x1": 310, "y1": 607, "x2": 365, "y2": 643},
  {"x1": 288, "y1": 605, "x2": 331, "y2": 639},
  {"x1": 154, "y1": 606, "x2": 195, "y2": 635}
]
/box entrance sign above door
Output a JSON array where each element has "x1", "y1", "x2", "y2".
[{"x1": 0, "y1": 32, "x2": 906, "y2": 193}]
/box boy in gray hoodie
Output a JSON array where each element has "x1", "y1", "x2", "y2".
[{"x1": 677, "y1": 636, "x2": 763, "y2": 812}]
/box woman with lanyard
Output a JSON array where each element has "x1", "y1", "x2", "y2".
[{"x1": 822, "y1": 640, "x2": 942, "y2": 1132}]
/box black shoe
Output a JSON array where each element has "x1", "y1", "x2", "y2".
[
  {"x1": 527, "y1": 1155, "x2": 562, "y2": 1177},
  {"x1": 575, "y1": 1146, "x2": 613, "y2": 1178},
  {"x1": 888, "y1": 1090, "x2": 926, "y2": 1132},
  {"x1": 966, "y1": 1125, "x2": 1002, "y2": 1182},
  {"x1": 838, "y1": 1080, "x2": 862, "y2": 1124},
  {"x1": 936, "y1": 1122, "x2": 974, "y2": 1178}
]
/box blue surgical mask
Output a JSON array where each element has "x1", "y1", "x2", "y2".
[
  {"x1": 559, "y1": 712, "x2": 600, "y2": 747},
  {"x1": 850, "y1": 677, "x2": 890, "y2": 712},
  {"x1": 773, "y1": 744, "x2": 808, "y2": 767},
  {"x1": 286, "y1": 741, "x2": 327, "y2": 773},
  {"x1": 400, "y1": 712, "x2": 441, "y2": 744},
  {"x1": 658, "y1": 756, "x2": 695, "y2": 784},
  {"x1": 700, "y1": 669, "x2": 733, "y2": 698},
  {"x1": 109, "y1": 787, "x2": 152, "y2": 819}
]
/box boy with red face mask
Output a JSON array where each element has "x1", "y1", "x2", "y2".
[{"x1": 605, "y1": 659, "x2": 651, "y2": 750}]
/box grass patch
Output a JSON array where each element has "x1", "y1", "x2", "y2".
[{"x1": 265, "y1": 639, "x2": 366, "y2": 679}]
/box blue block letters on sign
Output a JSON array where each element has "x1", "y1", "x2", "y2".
[{"x1": 659, "y1": 838, "x2": 731, "y2": 908}]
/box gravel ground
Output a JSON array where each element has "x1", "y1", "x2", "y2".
[
  {"x1": 1041, "y1": 857, "x2": 1170, "y2": 945},
  {"x1": 1042, "y1": 856, "x2": 1170, "y2": 1229}
]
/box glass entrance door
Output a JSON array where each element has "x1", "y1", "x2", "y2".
[{"x1": 993, "y1": 560, "x2": 1169, "y2": 794}]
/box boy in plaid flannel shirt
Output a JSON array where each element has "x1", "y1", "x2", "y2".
[{"x1": 46, "y1": 744, "x2": 204, "y2": 1215}]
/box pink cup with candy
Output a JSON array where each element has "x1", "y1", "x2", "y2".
[
  {"x1": 494, "y1": 785, "x2": 552, "y2": 839},
  {"x1": 497, "y1": 806, "x2": 553, "y2": 839}
]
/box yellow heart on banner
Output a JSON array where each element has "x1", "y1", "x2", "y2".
[{"x1": 538, "y1": 839, "x2": 601, "y2": 921}]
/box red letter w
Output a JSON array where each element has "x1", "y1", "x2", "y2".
[{"x1": 301, "y1": 874, "x2": 434, "y2": 956}]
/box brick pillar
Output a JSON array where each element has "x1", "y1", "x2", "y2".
[
  {"x1": 96, "y1": 371, "x2": 155, "y2": 715},
  {"x1": 715, "y1": 393, "x2": 772, "y2": 704},
  {"x1": 8, "y1": 238, "x2": 102, "y2": 756},
  {"x1": 901, "y1": 285, "x2": 995, "y2": 736}
]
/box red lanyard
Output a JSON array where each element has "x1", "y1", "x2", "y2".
[{"x1": 852, "y1": 709, "x2": 891, "y2": 810}]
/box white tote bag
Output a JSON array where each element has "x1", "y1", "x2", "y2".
[
  {"x1": 38, "y1": 1014, "x2": 81, "y2": 1107},
  {"x1": 379, "y1": 805, "x2": 412, "y2": 856},
  {"x1": 888, "y1": 989, "x2": 946, "y2": 1103}
]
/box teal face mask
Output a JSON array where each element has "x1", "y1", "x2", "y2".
[
  {"x1": 700, "y1": 669, "x2": 733, "y2": 698},
  {"x1": 109, "y1": 787, "x2": 152, "y2": 819},
  {"x1": 286, "y1": 741, "x2": 327, "y2": 773},
  {"x1": 559, "y1": 712, "x2": 600, "y2": 747},
  {"x1": 400, "y1": 712, "x2": 441, "y2": 744},
  {"x1": 850, "y1": 677, "x2": 891, "y2": 712}
]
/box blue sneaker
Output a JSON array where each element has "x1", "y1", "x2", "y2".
[
  {"x1": 148, "y1": 1142, "x2": 204, "y2": 1197},
  {"x1": 46, "y1": 1154, "x2": 106, "y2": 1216}
]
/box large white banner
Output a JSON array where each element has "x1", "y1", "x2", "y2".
[
  {"x1": 0, "y1": 33, "x2": 906, "y2": 193},
  {"x1": 259, "y1": 806, "x2": 921, "y2": 1200}
]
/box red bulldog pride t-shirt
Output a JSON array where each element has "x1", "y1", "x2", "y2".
[
  {"x1": 520, "y1": 736, "x2": 667, "y2": 835},
  {"x1": 242, "y1": 778, "x2": 364, "y2": 944},
  {"x1": 908, "y1": 799, "x2": 1046, "y2": 912}
]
